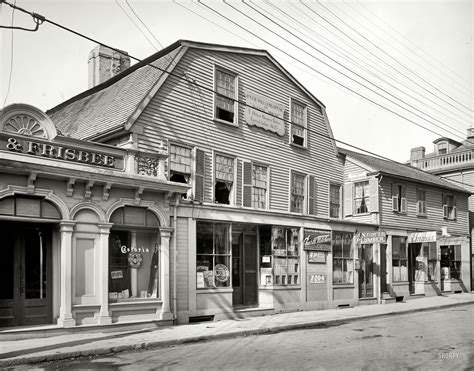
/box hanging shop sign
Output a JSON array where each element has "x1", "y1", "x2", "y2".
[
  {"x1": 407, "y1": 231, "x2": 437, "y2": 243},
  {"x1": 244, "y1": 90, "x2": 285, "y2": 136},
  {"x1": 303, "y1": 229, "x2": 331, "y2": 251},
  {"x1": 2, "y1": 134, "x2": 124, "y2": 170},
  {"x1": 355, "y1": 231, "x2": 386, "y2": 244}
]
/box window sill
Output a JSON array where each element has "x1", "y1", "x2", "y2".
[
  {"x1": 196, "y1": 287, "x2": 233, "y2": 293},
  {"x1": 333, "y1": 284, "x2": 354, "y2": 288},
  {"x1": 213, "y1": 118, "x2": 238, "y2": 128},
  {"x1": 260, "y1": 285, "x2": 301, "y2": 290},
  {"x1": 392, "y1": 211, "x2": 407, "y2": 215},
  {"x1": 290, "y1": 142, "x2": 308, "y2": 150},
  {"x1": 416, "y1": 214, "x2": 428, "y2": 218},
  {"x1": 109, "y1": 298, "x2": 162, "y2": 305},
  {"x1": 353, "y1": 212, "x2": 371, "y2": 216},
  {"x1": 443, "y1": 217, "x2": 457, "y2": 221}
]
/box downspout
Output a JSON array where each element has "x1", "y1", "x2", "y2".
[{"x1": 173, "y1": 193, "x2": 180, "y2": 324}]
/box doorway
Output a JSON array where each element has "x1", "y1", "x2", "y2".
[
  {"x1": 232, "y1": 232, "x2": 258, "y2": 307},
  {"x1": 0, "y1": 223, "x2": 53, "y2": 327}
]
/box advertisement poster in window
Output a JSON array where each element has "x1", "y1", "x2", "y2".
[
  {"x1": 303, "y1": 229, "x2": 331, "y2": 252},
  {"x1": 308, "y1": 251, "x2": 326, "y2": 264}
]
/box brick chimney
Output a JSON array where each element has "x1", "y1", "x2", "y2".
[
  {"x1": 410, "y1": 146, "x2": 425, "y2": 167},
  {"x1": 88, "y1": 45, "x2": 131, "y2": 88}
]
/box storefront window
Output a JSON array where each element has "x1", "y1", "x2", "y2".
[
  {"x1": 196, "y1": 222, "x2": 231, "y2": 288},
  {"x1": 333, "y1": 231, "x2": 354, "y2": 284},
  {"x1": 108, "y1": 207, "x2": 160, "y2": 303},
  {"x1": 441, "y1": 245, "x2": 461, "y2": 280},
  {"x1": 427, "y1": 242, "x2": 437, "y2": 281},
  {"x1": 392, "y1": 237, "x2": 408, "y2": 282},
  {"x1": 272, "y1": 227, "x2": 299, "y2": 285},
  {"x1": 358, "y1": 244, "x2": 373, "y2": 298}
]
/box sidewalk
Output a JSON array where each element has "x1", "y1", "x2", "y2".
[{"x1": 1, "y1": 293, "x2": 473, "y2": 367}]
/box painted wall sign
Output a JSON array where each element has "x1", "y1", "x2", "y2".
[
  {"x1": 2, "y1": 134, "x2": 124, "y2": 170},
  {"x1": 308, "y1": 274, "x2": 327, "y2": 284},
  {"x1": 308, "y1": 251, "x2": 327, "y2": 263},
  {"x1": 407, "y1": 231, "x2": 437, "y2": 243},
  {"x1": 355, "y1": 231, "x2": 386, "y2": 244},
  {"x1": 304, "y1": 229, "x2": 331, "y2": 251},
  {"x1": 244, "y1": 90, "x2": 285, "y2": 136}
]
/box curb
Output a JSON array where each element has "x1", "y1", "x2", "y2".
[{"x1": 0, "y1": 300, "x2": 473, "y2": 367}]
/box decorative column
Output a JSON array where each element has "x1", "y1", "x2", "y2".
[
  {"x1": 159, "y1": 228, "x2": 173, "y2": 320},
  {"x1": 57, "y1": 221, "x2": 76, "y2": 327},
  {"x1": 98, "y1": 222, "x2": 113, "y2": 325},
  {"x1": 130, "y1": 231, "x2": 138, "y2": 297}
]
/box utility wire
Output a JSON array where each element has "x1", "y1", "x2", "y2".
[
  {"x1": 114, "y1": 0, "x2": 159, "y2": 51},
  {"x1": 125, "y1": 0, "x2": 163, "y2": 49},
  {"x1": 223, "y1": 1, "x2": 469, "y2": 143},
  {"x1": 355, "y1": 0, "x2": 474, "y2": 95},
  {"x1": 247, "y1": 1, "x2": 470, "y2": 142},
  {"x1": 2, "y1": 0, "x2": 16, "y2": 108},
  {"x1": 263, "y1": 0, "x2": 470, "y2": 132},
  {"x1": 3, "y1": 0, "x2": 471, "y2": 189},
  {"x1": 343, "y1": 0, "x2": 474, "y2": 100},
  {"x1": 308, "y1": 0, "x2": 473, "y2": 116}
]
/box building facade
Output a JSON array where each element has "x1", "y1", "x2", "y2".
[
  {"x1": 341, "y1": 148, "x2": 471, "y2": 301},
  {"x1": 409, "y1": 130, "x2": 474, "y2": 290}
]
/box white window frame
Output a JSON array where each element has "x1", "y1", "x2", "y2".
[
  {"x1": 251, "y1": 162, "x2": 269, "y2": 209},
  {"x1": 416, "y1": 188, "x2": 427, "y2": 216},
  {"x1": 443, "y1": 194, "x2": 457, "y2": 220},
  {"x1": 289, "y1": 170, "x2": 307, "y2": 214},
  {"x1": 354, "y1": 180, "x2": 370, "y2": 215},
  {"x1": 329, "y1": 183, "x2": 342, "y2": 218},
  {"x1": 392, "y1": 183, "x2": 407, "y2": 213},
  {"x1": 289, "y1": 98, "x2": 308, "y2": 148},
  {"x1": 213, "y1": 65, "x2": 238, "y2": 127},
  {"x1": 213, "y1": 152, "x2": 236, "y2": 206}
]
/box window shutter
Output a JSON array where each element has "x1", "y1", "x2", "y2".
[
  {"x1": 242, "y1": 161, "x2": 252, "y2": 207},
  {"x1": 369, "y1": 177, "x2": 379, "y2": 213},
  {"x1": 401, "y1": 185, "x2": 407, "y2": 212},
  {"x1": 443, "y1": 205, "x2": 448, "y2": 218},
  {"x1": 308, "y1": 175, "x2": 315, "y2": 215},
  {"x1": 454, "y1": 245, "x2": 461, "y2": 260},
  {"x1": 236, "y1": 160, "x2": 242, "y2": 206},
  {"x1": 454, "y1": 196, "x2": 457, "y2": 219},
  {"x1": 401, "y1": 197, "x2": 407, "y2": 213},
  {"x1": 343, "y1": 182, "x2": 353, "y2": 216},
  {"x1": 392, "y1": 196, "x2": 399, "y2": 212},
  {"x1": 194, "y1": 148, "x2": 205, "y2": 202}
]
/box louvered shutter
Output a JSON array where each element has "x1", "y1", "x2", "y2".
[
  {"x1": 242, "y1": 161, "x2": 252, "y2": 207},
  {"x1": 236, "y1": 160, "x2": 242, "y2": 206},
  {"x1": 308, "y1": 175, "x2": 315, "y2": 215},
  {"x1": 369, "y1": 177, "x2": 379, "y2": 213},
  {"x1": 343, "y1": 182, "x2": 353, "y2": 216},
  {"x1": 391, "y1": 183, "x2": 398, "y2": 212},
  {"x1": 400, "y1": 185, "x2": 407, "y2": 213},
  {"x1": 194, "y1": 148, "x2": 205, "y2": 202},
  {"x1": 453, "y1": 196, "x2": 457, "y2": 219}
]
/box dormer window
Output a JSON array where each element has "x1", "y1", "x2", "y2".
[{"x1": 437, "y1": 142, "x2": 448, "y2": 155}]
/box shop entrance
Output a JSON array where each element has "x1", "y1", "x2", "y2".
[
  {"x1": 232, "y1": 233, "x2": 258, "y2": 307},
  {"x1": 0, "y1": 223, "x2": 53, "y2": 327}
]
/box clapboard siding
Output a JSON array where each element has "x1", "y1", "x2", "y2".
[
  {"x1": 136, "y1": 47, "x2": 342, "y2": 216},
  {"x1": 379, "y1": 176, "x2": 469, "y2": 234},
  {"x1": 175, "y1": 217, "x2": 189, "y2": 311}
]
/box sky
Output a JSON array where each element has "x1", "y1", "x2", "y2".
[{"x1": 1, "y1": 0, "x2": 472, "y2": 163}]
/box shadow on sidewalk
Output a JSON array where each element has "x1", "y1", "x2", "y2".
[{"x1": 0, "y1": 328, "x2": 156, "y2": 360}]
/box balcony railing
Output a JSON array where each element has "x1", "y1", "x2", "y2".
[{"x1": 415, "y1": 151, "x2": 474, "y2": 171}]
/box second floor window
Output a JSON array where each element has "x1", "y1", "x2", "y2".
[
  {"x1": 443, "y1": 194, "x2": 456, "y2": 220},
  {"x1": 354, "y1": 181, "x2": 369, "y2": 214},
  {"x1": 290, "y1": 100, "x2": 307, "y2": 147},
  {"x1": 330, "y1": 183, "x2": 341, "y2": 218},
  {"x1": 417, "y1": 189, "x2": 426, "y2": 215},
  {"x1": 169, "y1": 144, "x2": 192, "y2": 184},
  {"x1": 215, "y1": 69, "x2": 236, "y2": 124},
  {"x1": 214, "y1": 154, "x2": 234, "y2": 205},
  {"x1": 290, "y1": 172, "x2": 306, "y2": 213},
  {"x1": 243, "y1": 162, "x2": 269, "y2": 209},
  {"x1": 392, "y1": 184, "x2": 407, "y2": 213}
]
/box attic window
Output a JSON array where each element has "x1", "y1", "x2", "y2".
[
  {"x1": 437, "y1": 142, "x2": 448, "y2": 155},
  {"x1": 214, "y1": 68, "x2": 237, "y2": 125}
]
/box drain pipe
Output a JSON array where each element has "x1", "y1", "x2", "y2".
[{"x1": 173, "y1": 194, "x2": 180, "y2": 324}]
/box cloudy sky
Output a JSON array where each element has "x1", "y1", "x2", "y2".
[{"x1": 1, "y1": 0, "x2": 472, "y2": 162}]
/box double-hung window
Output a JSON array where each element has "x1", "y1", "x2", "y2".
[
  {"x1": 169, "y1": 144, "x2": 192, "y2": 184},
  {"x1": 243, "y1": 162, "x2": 269, "y2": 209},
  {"x1": 416, "y1": 189, "x2": 427, "y2": 216},
  {"x1": 290, "y1": 99, "x2": 307, "y2": 147},
  {"x1": 214, "y1": 154, "x2": 234, "y2": 205},
  {"x1": 354, "y1": 181, "x2": 369, "y2": 214},
  {"x1": 290, "y1": 172, "x2": 306, "y2": 213},
  {"x1": 214, "y1": 68, "x2": 237, "y2": 125},
  {"x1": 392, "y1": 237, "x2": 408, "y2": 282},
  {"x1": 442, "y1": 194, "x2": 456, "y2": 220},
  {"x1": 392, "y1": 184, "x2": 407, "y2": 213},
  {"x1": 330, "y1": 183, "x2": 341, "y2": 218}
]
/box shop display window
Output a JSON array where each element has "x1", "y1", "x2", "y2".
[
  {"x1": 333, "y1": 231, "x2": 354, "y2": 284},
  {"x1": 271, "y1": 227, "x2": 300, "y2": 285},
  {"x1": 441, "y1": 245, "x2": 461, "y2": 280},
  {"x1": 196, "y1": 222, "x2": 231, "y2": 288},
  {"x1": 427, "y1": 242, "x2": 438, "y2": 281},
  {"x1": 392, "y1": 237, "x2": 408, "y2": 282},
  {"x1": 109, "y1": 207, "x2": 160, "y2": 303}
]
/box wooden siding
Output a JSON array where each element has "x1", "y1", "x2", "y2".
[
  {"x1": 175, "y1": 217, "x2": 189, "y2": 311},
  {"x1": 379, "y1": 176, "x2": 469, "y2": 234},
  {"x1": 135, "y1": 48, "x2": 342, "y2": 217}
]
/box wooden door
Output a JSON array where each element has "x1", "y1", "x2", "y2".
[
  {"x1": 232, "y1": 233, "x2": 243, "y2": 306},
  {"x1": 243, "y1": 234, "x2": 258, "y2": 306},
  {"x1": 380, "y1": 244, "x2": 387, "y2": 294}
]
